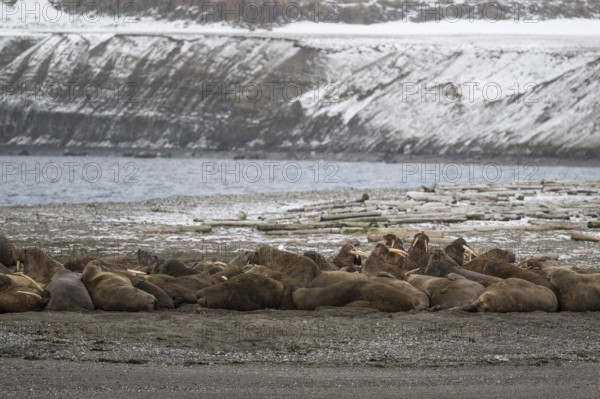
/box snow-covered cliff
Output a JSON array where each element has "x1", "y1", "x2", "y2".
[{"x1": 1, "y1": 0, "x2": 599, "y2": 157}]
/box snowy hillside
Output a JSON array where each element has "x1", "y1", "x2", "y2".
[{"x1": 1, "y1": 0, "x2": 600, "y2": 157}]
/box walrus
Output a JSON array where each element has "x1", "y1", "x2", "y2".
[
  {"x1": 303, "y1": 250, "x2": 339, "y2": 271},
  {"x1": 64, "y1": 253, "x2": 134, "y2": 273},
  {"x1": 131, "y1": 278, "x2": 174, "y2": 310},
  {"x1": 444, "y1": 238, "x2": 480, "y2": 266},
  {"x1": 548, "y1": 268, "x2": 600, "y2": 311},
  {"x1": 383, "y1": 233, "x2": 406, "y2": 268},
  {"x1": 292, "y1": 280, "x2": 420, "y2": 312},
  {"x1": 332, "y1": 244, "x2": 365, "y2": 272},
  {"x1": 81, "y1": 263, "x2": 156, "y2": 311},
  {"x1": 6, "y1": 273, "x2": 44, "y2": 291},
  {"x1": 519, "y1": 258, "x2": 598, "y2": 277},
  {"x1": 369, "y1": 275, "x2": 430, "y2": 310},
  {"x1": 192, "y1": 261, "x2": 242, "y2": 278},
  {"x1": 145, "y1": 274, "x2": 219, "y2": 307},
  {"x1": 0, "y1": 274, "x2": 49, "y2": 313},
  {"x1": 63, "y1": 256, "x2": 97, "y2": 273},
  {"x1": 471, "y1": 259, "x2": 557, "y2": 294},
  {"x1": 197, "y1": 273, "x2": 284, "y2": 311},
  {"x1": 308, "y1": 270, "x2": 368, "y2": 288},
  {"x1": 14, "y1": 246, "x2": 65, "y2": 284},
  {"x1": 152, "y1": 259, "x2": 198, "y2": 277},
  {"x1": 361, "y1": 244, "x2": 407, "y2": 279},
  {"x1": 464, "y1": 248, "x2": 517, "y2": 273},
  {"x1": 232, "y1": 245, "x2": 321, "y2": 286},
  {"x1": 465, "y1": 278, "x2": 558, "y2": 313},
  {"x1": 0, "y1": 233, "x2": 16, "y2": 267},
  {"x1": 45, "y1": 269, "x2": 95, "y2": 311},
  {"x1": 0, "y1": 263, "x2": 12, "y2": 274},
  {"x1": 425, "y1": 249, "x2": 503, "y2": 286},
  {"x1": 137, "y1": 248, "x2": 161, "y2": 273},
  {"x1": 245, "y1": 265, "x2": 302, "y2": 310},
  {"x1": 402, "y1": 233, "x2": 430, "y2": 271},
  {"x1": 407, "y1": 273, "x2": 485, "y2": 310}
]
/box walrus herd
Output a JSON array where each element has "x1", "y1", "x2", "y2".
[{"x1": 0, "y1": 231, "x2": 599, "y2": 314}]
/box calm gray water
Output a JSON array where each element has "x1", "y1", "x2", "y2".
[{"x1": 0, "y1": 156, "x2": 599, "y2": 205}]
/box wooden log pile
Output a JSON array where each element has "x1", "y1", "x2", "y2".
[{"x1": 136, "y1": 180, "x2": 600, "y2": 244}]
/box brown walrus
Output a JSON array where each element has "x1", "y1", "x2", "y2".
[
  {"x1": 465, "y1": 278, "x2": 558, "y2": 313},
  {"x1": 303, "y1": 250, "x2": 339, "y2": 271},
  {"x1": 145, "y1": 274, "x2": 220, "y2": 307},
  {"x1": 0, "y1": 263, "x2": 12, "y2": 274},
  {"x1": 63, "y1": 256, "x2": 97, "y2": 273},
  {"x1": 308, "y1": 270, "x2": 368, "y2": 288},
  {"x1": 470, "y1": 259, "x2": 557, "y2": 294},
  {"x1": 444, "y1": 238, "x2": 480, "y2": 266},
  {"x1": 14, "y1": 246, "x2": 65, "y2": 284},
  {"x1": 361, "y1": 244, "x2": 406, "y2": 279},
  {"x1": 425, "y1": 249, "x2": 503, "y2": 287},
  {"x1": 192, "y1": 261, "x2": 242, "y2": 278},
  {"x1": 464, "y1": 248, "x2": 517, "y2": 273},
  {"x1": 332, "y1": 244, "x2": 364, "y2": 272},
  {"x1": 548, "y1": 268, "x2": 600, "y2": 311},
  {"x1": 407, "y1": 273, "x2": 485, "y2": 310},
  {"x1": 6, "y1": 273, "x2": 44, "y2": 291},
  {"x1": 45, "y1": 269, "x2": 95, "y2": 311},
  {"x1": 81, "y1": 263, "x2": 156, "y2": 311},
  {"x1": 402, "y1": 233, "x2": 430, "y2": 271},
  {"x1": 369, "y1": 276, "x2": 430, "y2": 310},
  {"x1": 137, "y1": 249, "x2": 202, "y2": 277},
  {"x1": 0, "y1": 274, "x2": 49, "y2": 313},
  {"x1": 197, "y1": 273, "x2": 284, "y2": 311},
  {"x1": 292, "y1": 280, "x2": 420, "y2": 312},
  {"x1": 0, "y1": 233, "x2": 16, "y2": 268},
  {"x1": 231, "y1": 245, "x2": 320, "y2": 286},
  {"x1": 130, "y1": 278, "x2": 175, "y2": 310},
  {"x1": 383, "y1": 233, "x2": 405, "y2": 268},
  {"x1": 245, "y1": 265, "x2": 302, "y2": 310},
  {"x1": 152, "y1": 259, "x2": 198, "y2": 277}
]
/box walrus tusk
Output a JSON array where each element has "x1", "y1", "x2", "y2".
[
  {"x1": 16, "y1": 291, "x2": 43, "y2": 301},
  {"x1": 463, "y1": 244, "x2": 479, "y2": 257},
  {"x1": 388, "y1": 248, "x2": 408, "y2": 257},
  {"x1": 349, "y1": 249, "x2": 370, "y2": 258},
  {"x1": 213, "y1": 261, "x2": 228, "y2": 267},
  {"x1": 13, "y1": 272, "x2": 44, "y2": 291},
  {"x1": 404, "y1": 268, "x2": 421, "y2": 275},
  {"x1": 127, "y1": 268, "x2": 147, "y2": 275},
  {"x1": 16, "y1": 260, "x2": 23, "y2": 272}
]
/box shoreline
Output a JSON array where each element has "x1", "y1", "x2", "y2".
[{"x1": 2, "y1": 145, "x2": 600, "y2": 168}]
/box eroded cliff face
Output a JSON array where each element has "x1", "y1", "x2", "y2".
[
  {"x1": 11, "y1": 0, "x2": 600, "y2": 26},
  {"x1": 1, "y1": 30, "x2": 598, "y2": 157}
]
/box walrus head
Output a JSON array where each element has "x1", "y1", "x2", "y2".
[
  {"x1": 333, "y1": 244, "x2": 368, "y2": 271},
  {"x1": 481, "y1": 248, "x2": 516, "y2": 263},
  {"x1": 0, "y1": 233, "x2": 16, "y2": 267},
  {"x1": 383, "y1": 234, "x2": 404, "y2": 250},
  {"x1": 444, "y1": 238, "x2": 478, "y2": 266},
  {"x1": 137, "y1": 249, "x2": 160, "y2": 271},
  {"x1": 410, "y1": 233, "x2": 429, "y2": 254},
  {"x1": 229, "y1": 250, "x2": 259, "y2": 266},
  {"x1": 424, "y1": 249, "x2": 459, "y2": 277},
  {"x1": 14, "y1": 246, "x2": 64, "y2": 285}
]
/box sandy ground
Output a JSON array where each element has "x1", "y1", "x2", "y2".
[
  {"x1": 1, "y1": 187, "x2": 600, "y2": 397},
  {"x1": 1, "y1": 309, "x2": 599, "y2": 397}
]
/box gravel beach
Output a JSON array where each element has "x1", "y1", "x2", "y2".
[{"x1": 1, "y1": 184, "x2": 599, "y2": 397}]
